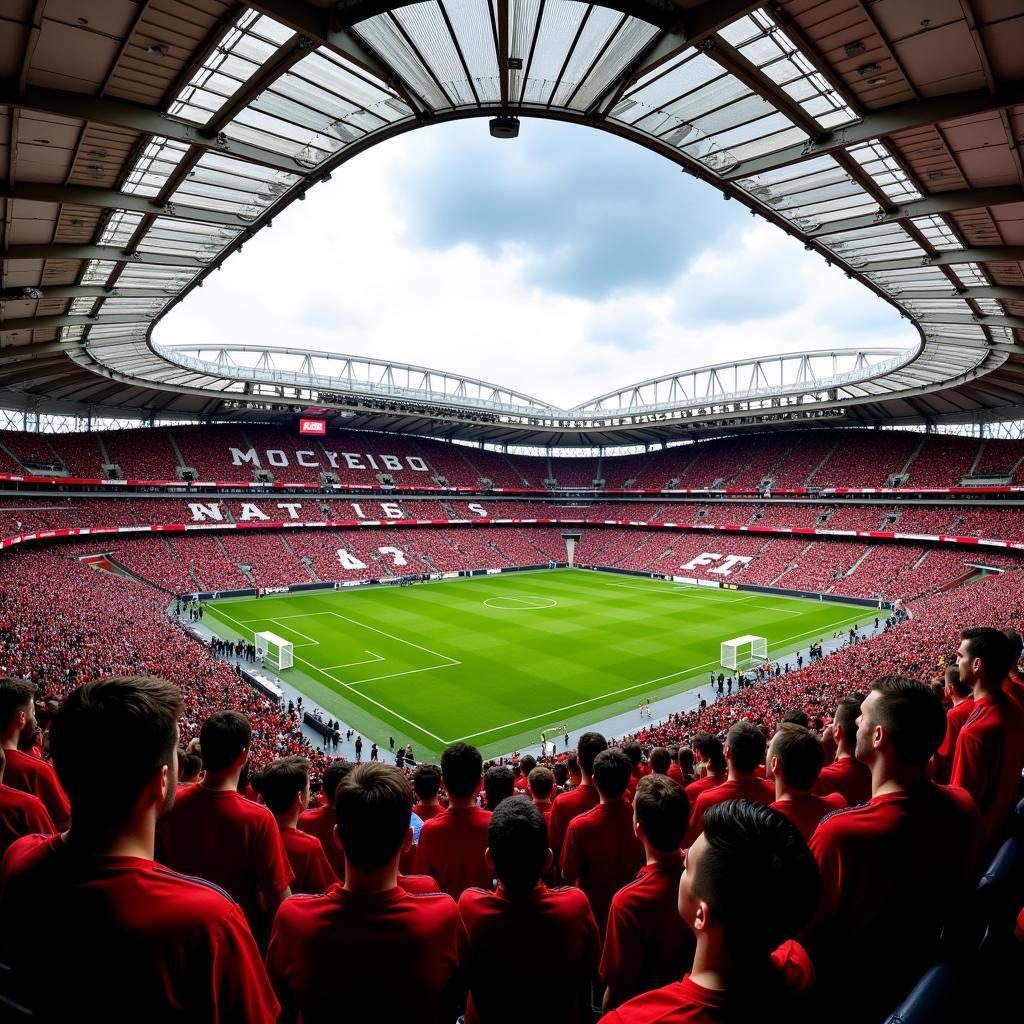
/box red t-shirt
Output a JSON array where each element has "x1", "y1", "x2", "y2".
[
  {"x1": 0, "y1": 834, "x2": 278, "y2": 1022},
  {"x1": 684, "y1": 775, "x2": 722, "y2": 804},
  {"x1": 561, "y1": 800, "x2": 645, "y2": 932},
  {"x1": 266, "y1": 884, "x2": 460, "y2": 1021},
  {"x1": 548, "y1": 782, "x2": 599, "y2": 859},
  {"x1": 2, "y1": 747, "x2": 70, "y2": 826},
  {"x1": 600, "y1": 940, "x2": 814, "y2": 1023},
  {"x1": 398, "y1": 872, "x2": 440, "y2": 894},
  {"x1": 459, "y1": 883, "x2": 599, "y2": 1024},
  {"x1": 807, "y1": 782, "x2": 982, "y2": 1021},
  {"x1": 0, "y1": 782, "x2": 54, "y2": 858},
  {"x1": 601, "y1": 855, "x2": 696, "y2": 1004},
  {"x1": 414, "y1": 802, "x2": 446, "y2": 822},
  {"x1": 770, "y1": 792, "x2": 846, "y2": 840},
  {"x1": 683, "y1": 778, "x2": 776, "y2": 849},
  {"x1": 414, "y1": 804, "x2": 492, "y2": 899},
  {"x1": 814, "y1": 756, "x2": 871, "y2": 808},
  {"x1": 932, "y1": 698, "x2": 974, "y2": 784},
  {"x1": 950, "y1": 694, "x2": 1024, "y2": 849},
  {"x1": 157, "y1": 785, "x2": 293, "y2": 937},
  {"x1": 297, "y1": 803, "x2": 346, "y2": 879},
  {"x1": 280, "y1": 826, "x2": 337, "y2": 895}
]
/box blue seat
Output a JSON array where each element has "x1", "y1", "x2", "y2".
[{"x1": 883, "y1": 962, "x2": 964, "y2": 1024}]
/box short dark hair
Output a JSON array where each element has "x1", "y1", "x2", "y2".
[
  {"x1": 621, "y1": 741, "x2": 642, "y2": 768},
  {"x1": 694, "y1": 800, "x2": 819, "y2": 961},
  {"x1": 1003, "y1": 628, "x2": 1023, "y2": 664},
  {"x1": 726, "y1": 720, "x2": 765, "y2": 774},
  {"x1": 944, "y1": 666, "x2": 971, "y2": 699},
  {"x1": 869, "y1": 676, "x2": 946, "y2": 766},
  {"x1": 577, "y1": 732, "x2": 608, "y2": 775},
  {"x1": 635, "y1": 775, "x2": 689, "y2": 851},
  {"x1": 517, "y1": 754, "x2": 536, "y2": 779},
  {"x1": 833, "y1": 697, "x2": 861, "y2": 739},
  {"x1": 780, "y1": 708, "x2": 809, "y2": 728},
  {"x1": 649, "y1": 747, "x2": 671, "y2": 774},
  {"x1": 962, "y1": 627, "x2": 1015, "y2": 685},
  {"x1": 770, "y1": 725, "x2": 823, "y2": 791},
  {"x1": 677, "y1": 747, "x2": 694, "y2": 775},
  {"x1": 441, "y1": 742, "x2": 482, "y2": 799},
  {"x1": 199, "y1": 710, "x2": 251, "y2": 773},
  {"x1": 334, "y1": 763, "x2": 413, "y2": 869},
  {"x1": 528, "y1": 765, "x2": 553, "y2": 799},
  {"x1": 0, "y1": 678, "x2": 35, "y2": 728},
  {"x1": 321, "y1": 759, "x2": 353, "y2": 808},
  {"x1": 488, "y1": 796, "x2": 548, "y2": 893},
  {"x1": 178, "y1": 749, "x2": 202, "y2": 779},
  {"x1": 484, "y1": 765, "x2": 515, "y2": 809},
  {"x1": 255, "y1": 755, "x2": 310, "y2": 815},
  {"x1": 412, "y1": 763, "x2": 442, "y2": 801},
  {"x1": 50, "y1": 676, "x2": 182, "y2": 827},
  {"x1": 592, "y1": 748, "x2": 632, "y2": 799},
  {"x1": 693, "y1": 732, "x2": 726, "y2": 773}
]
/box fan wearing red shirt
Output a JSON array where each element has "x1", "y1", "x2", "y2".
[
  {"x1": 561, "y1": 747, "x2": 645, "y2": 932},
  {"x1": 768, "y1": 725, "x2": 845, "y2": 840},
  {"x1": 0, "y1": 745, "x2": 54, "y2": 857},
  {"x1": 1002, "y1": 628, "x2": 1024, "y2": 714},
  {"x1": 484, "y1": 764, "x2": 515, "y2": 810},
  {"x1": 157, "y1": 710, "x2": 293, "y2": 944},
  {"x1": 807, "y1": 676, "x2": 984, "y2": 1024},
  {"x1": 0, "y1": 677, "x2": 71, "y2": 829},
  {"x1": 412, "y1": 762, "x2": 446, "y2": 821},
  {"x1": 528, "y1": 765, "x2": 556, "y2": 820},
  {"x1": 254, "y1": 755, "x2": 337, "y2": 895},
  {"x1": 298, "y1": 758, "x2": 352, "y2": 880},
  {"x1": 599, "y1": 800, "x2": 819, "y2": 1024},
  {"x1": 622, "y1": 741, "x2": 644, "y2": 798},
  {"x1": 676, "y1": 747, "x2": 695, "y2": 789},
  {"x1": 682, "y1": 722, "x2": 775, "y2": 849},
  {"x1": 514, "y1": 754, "x2": 537, "y2": 793},
  {"x1": 460, "y1": 796, "x2": 600, "y2": 1024},
  {"x1": 549, "y1": 731, "x2": 607, "y2": 863},
  {"x1": 684, "y1": 733, "x2": 726, "y2": 805},
  {"x1": 815, "y1": 697, "x2": 872, "y2": 807},
  {"x1": 177, "y1": 746, "x2": 203, "y2": 788},
  {"x1": 415, "y1": 741, "x2": 492, "y2": 897},
  {"x1": 267, "y1": 763, "x2": 461, "y2": 1022},
  {"x1": 931, "y1": 667, "x2": 973, "y2": 784},
  {"x1": 601, "y1": 775, "x2": 695, "y2": 1010},
  {"x1": 0, "y1": 676, "x2": 278, "y2": 1022},
  {"x1": 951, "y1": 627, "x2": 1024, "y2": 851}
]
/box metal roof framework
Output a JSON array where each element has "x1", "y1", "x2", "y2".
[{"x1": 0, "y1": 0, "x2": 1022, "y2": 446}]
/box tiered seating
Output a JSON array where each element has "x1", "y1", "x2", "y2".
[
  {"x1": 102, "y1": 430, "x2": 181, "y2": 479},
  {"x1": 810, "y1": 431, "x2": 918, "y2": 487},
  {"x1": 0, "y1": 442, "x2": 27, "y2": 473},
  {"x1": 43, "y1": 433, "x2": 105, "y2": 476},
  {"x1": 956, "y1": 507, "x2": 1024, "y2": 542},
  {"x1": 729, "y1": 436, "x2": 795, "y2": 488},
  {"x1": 774, "y1": 539, "x2": 868, "y2": 592},
  {"x1": 906, "y1": 436, "x2": 983, "y2": 487},
  {"x1": 110, "y1": 536, "x2": 198, "y2": 593},
  {"x1": 171, "y1": 425, "x2": 254, "y2": 478},
  {"x1": 0, "y1": 431, "x2": 60, "y2": 468},
  {"x1": 460, "y1": 447, "x2": 533, "y2": 487},
  {"x1": 549, "y1": 457, "x2": 597, "y2": 487},
  {"x1": 752, "y1": 503, "x2": 826, "y2": 529},
  {"x1": 220, "y1": 533, "x2": 312, "y2": 588},
  {"x1": 892, "y1": 506, "x2": 960, "y2": 534},
  {"x1": 167, "y1": 535, "x2": 247, "y2": 591},
  {"x1": 822, "y1": 504, "x2": 886, "y2": 530},
  {"x1": 974, "y1": 438, "x2": 1024, "y2": 479},
  {"x1": 739, "y1": 538, "x2": 810, "y2": 586},
  {"x1": 406, "y1": 436, "x2": 478, "y2": 485},
  {"x1": 768, "y1": 432, "x2": 837, "y2": 487},
  {"x1": 600, "y1": 452, "x2": 659, "y2": 488}
]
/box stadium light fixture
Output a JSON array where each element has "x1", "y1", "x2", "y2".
[{"x1": 489, "y1": 115, "x2": 520, "y2": 139}]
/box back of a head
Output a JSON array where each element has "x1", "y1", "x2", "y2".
[
  {"x1": 592, "y1": 748, "x2": 632, "y2": 799},
  {"x1": 650, "y1": 747, "x2": 671, "y2": 774},
  {"x1": 694, "y1": 732, "x2": 726, "y2": 773},
  {"x1": 178, "y1": 749, "x2": 202, "y2": 781},
  {"x1": 335, "y1": 762, "x2": 413, "y2": 870},
  {"x1": 694, "y1": 800, "x2": 819, "y2": 962},
  {"x1": 944, "y1": 666, "x2": 971, "y2": 699},
  {"x1": 621, "y1": 741, "x2": 642, "y2": 769},
  {"x1": 321, "y1": 759, "x2": 353, "y2": 809},
  {"x1": 577, "y1": 732, "x2": 608, "y2": 775},
  {"x1": 869, "y1": 676, "x2": 946, "y2": 767},
  {"x1": 962, "y1": 627, "x2": 1015, "y2": 685},
  {"x1": 635, "y1": 775, "x2": 689, "y2": 851},
  {"x1": 199, "y1": 710, "x2": 251, "y2": 773},
  {"x1": 833, "y1": 697, "x2": 861, "y2": 741},
  {"x1": 413, "y1": 762, "x2": 442, "y2": 801},
  {"x1": 50, "y1": 676, "x2": 182, "y2": 827},
  {"x1": 528, "y1": 765, "x2": 553, "y2": 800},
  {"x1": 770, "y1": 725, "x2": 823, "y2": 791},
  {"x1": 1003, "y1": 628, "x2": 1023, "y2": 667},
  {"x1": 484, "y1": 765, "x2": 515, "y2": 809},
  {"x1": 726, "y1": 720, "x2": 766, "y2": 774},
  {"x1": 441, "y1": 741, "x2": 483, "y2": 799},
  {"x1": 518, "y1": 754, "x2": 536, "y2": 779},
  {"x1": 256, "y1": 755, "x2": 309, "y2": 815},
  {"x1": 677, "y1": 747, "x2": 695, "y2": 775},
  {"x1": 780, "y1": 708, "x2": 809, "y2": 729},
  {"x1": 0, "y1": 677, "x2": 35, "y2": 730},
  {"x1": 488, "y1": 796, "x2": 548, "y2": 894}
]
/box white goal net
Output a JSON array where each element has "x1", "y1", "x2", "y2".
[
  {"x1": 255, "y1": 630, "x2": 294, "y2": 671},
  {"x1": 720, "y1": 634, "x2": 767, "y2": 670}
]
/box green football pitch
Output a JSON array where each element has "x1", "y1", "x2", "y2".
[{"x1": 203, "y1": 569, "x2": 879, "y2": 760}]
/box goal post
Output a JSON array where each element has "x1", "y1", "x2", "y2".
[
  {"x1": 720, "y1": 634, "x2": 768, "y2": 671},
  {"x1": 255, "y1": 630, "x2": 294, "y2": 671}
]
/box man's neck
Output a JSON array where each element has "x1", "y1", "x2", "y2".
[
  {"x1": 951, "y1": 693, "x2": 971, "y2": 707},
  {"x1": 872, "y1": 762, "x2": 925, "y2": 797},
  {"x1": 201, "y1": 769, "x2": 242, "y2": 793},
  {"x1": 579, "y1": 773, "x2": 594, "y2": 788},
  {"x1": 972, "y1": 679, "x2": 999, "y2": 702},
  {"x1": 67, "y1": 814, "x2": 156, "y2": 860},
  {"x1": 344, "y1": 858, "x2": 400, "y2": 894},
  {"x1": 598, "y1": 792, "x2": 622, "y2": 806},
  {"x1": 0, "y1": 733, "x2": 19, "y2": 752},
  {"x1": 774, "y1": 784, "x2": 810, "y2": 803},
  {"x1": 688, "y1": 934, "x2": 737, "y2": 992},
  {"x1": 275, "y1": 808, "x2": 301, "y2": 830},
  {"x1": 415, "y1": 796, "x2": 439, "y2": 809},
  {"x1": 726, "y1": 768, "x2": 759, "y2": 784},
  {"x1": 447, "y1": 795, "x2": 478, "y2": 810},
  {"x1": 644, "y1": 844, "x2": 680, "y2": 868}
]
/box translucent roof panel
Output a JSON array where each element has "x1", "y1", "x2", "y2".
[
  {"x1": 113, "y1": 264, "x2": 200, "y2": 290},
  {"x1": 99, "y1": 211, "x2": 144, "y2": 247},
  {"x1": 80, "y1": 260, "x2": 119, "y2": 285},
  {"x1": 568, "y1": 17, "x2": 659, "y2": 112},
  {"x1": 135, "y1": 218, "x2": 242, "y2": 261},
  {"x1": 444, "y1": 0, "x2": 501, "y2": 104},
  {"x1": 866, "y1": 266, "x2": 957, "y2": 293},
  {"x1": 817, "y1": 224, "x2": 924, "y2": 263},
  {"x1": 121, "y1": 138, "x2": 190, "y2": 198},
  {"x1": 168, "y1": 152, "x2": 301, "y2": 219},
  {"x1": 848, "y1": 140, "x2": 921, "y2": 204},
  {"x1": 954, "y1": 263, "x2": 991, "y2": 288},
  {"x1": 912, "y1": 215, "x2": 963, "y2": 250},
  {"x1": 90, "y1": 296, "x2": 172, "y2": 318}
]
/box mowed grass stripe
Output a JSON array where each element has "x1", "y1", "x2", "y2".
[{"x1": 203, "y1": 570, "x2": 878, "y2": 760}]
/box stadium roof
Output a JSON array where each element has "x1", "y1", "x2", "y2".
[{"x1": 1, "y1": 0, "x2": 1023, "y2": 446}]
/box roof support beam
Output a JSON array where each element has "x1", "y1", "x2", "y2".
[
  {"x1": 723, "y1": 83, "x2": 1024, "y2": 182},
  {"x1": 894, "y1": 286, "x2": 1024, "y2": 302},
  {"x1": 861, "y1": 247, "x2": 1024, "y2": 273},
  {"x1": 807, "y1": 186, "x2": 1024, "y2": 237},
  {"x1": 0, "y1": 314, "x2": 153, "y2": 335},
  {"x1": 0, "y1": 285, "x2": 178, "y2": 302},
  {"x1": 1, "y1": 244, "x2": 207, "y2": 268},
  {"x1": 919, "y1": 312, "x2": 1024, "y2": 331}
]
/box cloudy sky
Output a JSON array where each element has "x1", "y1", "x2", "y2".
[{"x1": 156, "y1": 118, "x2": 914, "y2": 410}]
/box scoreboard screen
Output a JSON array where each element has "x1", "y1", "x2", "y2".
[{"x1": 299, "y1": 418, "x2": 327, "y2": 436}]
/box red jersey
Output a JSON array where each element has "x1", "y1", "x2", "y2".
[
  {"x1": 414, "y1": 802, "x2": 446, "y2": 822},
  {"x1": 0, "y1": 834, "x2": 278, "y2": 1022},
  {"x1": 682, "y1": 778, "x2": 776, "y2": 849},
  {"x1": 814, "y1": 756, "x2": 871, "y2": 807},
  {"x1": 560, "y1": 800, "x2": 645, "y2": 932},
  {"x1": 280, "y1": 826, "x2": 337, "y2": 895},
  {"x1": 950, "y1": 694, "x2": 1024, "y2": 848},
  {"x1": 266, "y1": 884, "x2": 460, "y2": 1022},
  {"x1": 601, "y1": 855, "x2": 696, "y2": 1004},
  {"x1": 2, "y1": 747, "x2": 70, "y2": 826},
  {"x1": 932, "y1": 698, "x2": 974, "y2": 784},
  {"x1": 684, "y1": 775, "x2": 722, "y2": 804},
  {"x1": 157, "y1": 785, "x2": 293, "y2": 938},
  {"x1": 548, "y1": 782, "x2": 599, "y2": 859},
  {"x1": 414, "y1": 804, "x2": 492, "y2": 898},
  {"x1": 808, "y1": 783, "x2": 982, "y2": 1021},
  {"x1": 770, "y1": 792, "x2": 846, "y2": 840},
  {"x1": 600, "y1": 940, "x2": 814, "y2": 1024},
  {"x1": 398, "y1": 872, "x2": 440, "y2": 893},
  {"x1": 459, "y1": 883, "x2": 600, "y2": 1024},
  {"x1": 0, "y1": 782, "x2": 54, "y2": 858},
  {"x1": 297, "y1": 802, "x2": 346, "y2": 879}
]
